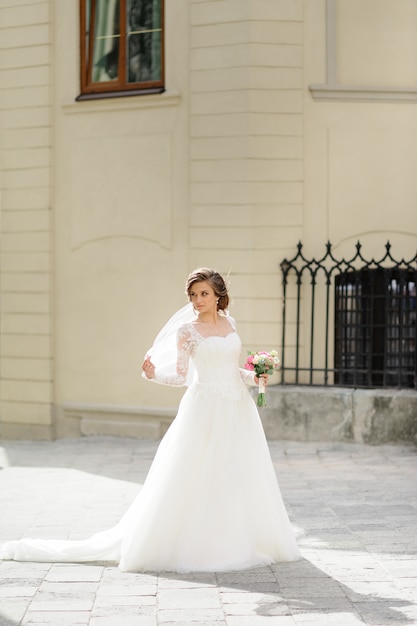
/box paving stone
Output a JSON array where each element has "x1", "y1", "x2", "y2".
[
  {"x1": 225, "y1": 616, "x2": 296, "y2": 625},
  {"x1": 216, "y1": 568, "x2": 276, "y2": 584},
  {"x1": 272, "y1": 567, "x2": 331, "y2": 580},
  {"x1": 158, "y1": 574, "x2": 217, "y2": 589},
  {"x1": 218, "y1": 582, "x2": 280, "y2": 593},
  {"x1": 292, "y1": 611, "x2": 364, "y2": 625},
  {"x1": 93, "y1": 594, "x2": 156, "y2": 607},
  {"x1": 96, "y1": 582, "x2": 156, "y2": 596},
  {"x1": 158, "y1": 588, "x2": 221, "y2": 609},
  {"x1": 322, "y1": 567, "x2": 393, "y2": 583},
  {"x1": 21, "y1": 611, "x2": 90, "y2": 624},
  {"x1": 288, "y1": 597, "x2": 355, "y2": 612},
  {"x1": 158, "y1": 622, "x2": 225, "y2": 626},
  {"x1": 220, "y1": 592, "x2": 284, "y2": 604},
  {"x1": 278, "y1": 583, "x2": 347, "y2": 598},
  {"x1": 342, "y1": 580, "x2": 410, "y2": 602},
  {"x1": 101, "y1": 568, "x2": 156, "y2": 584},
  {"x1": 90, "y1": 617, "x2": 156, "y2": 626},
  {"x1": 28, "y1": 598, "x2": 95, "y2": 612},
  {"x1": 0, "y1": 562, "x2": 50, "y2": 578},
  {"x1": 382, "y1": 559, "x2": 417, "y2": 578},
  {"x1": 0, "y1": 577, "x2": 44, "y2": 589},
  {"x1": 395, "y1": 576, "x2": 417, "y2": 589},
  {"x1": 91, "y1": 605, "x2": 155, "y2": 618},
  {"x1": 400, "y1": 604, "x2": 417, "y2": 620},
  {"x1": 224, "y1": 602, "x2": 291, "y2": 616},
  {"x1": 39, "y1": 581, "x2": 99, "y2": 593},
  {"x1": 27, "y1": 589, "x2": 96, "y2": 612},
  {"x1": 354, "y1": 600, "x2": 417, "y2": 625},
  {"x1": 0, "y1": 599, "x2": 32, "y2": 623},
  {"x1": 45, "y1": 564, "x2": 103, "y2": 582},
  {"x1": 158, "y1": 608, "x2": 225, "y2": 622},
  {"x1": 0, "y1": 585, "x2": 38, "y2": 597}
]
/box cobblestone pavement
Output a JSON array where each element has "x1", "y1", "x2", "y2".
[{"x1": 0, "y1": 437, "x2": 416, "y2": 626}]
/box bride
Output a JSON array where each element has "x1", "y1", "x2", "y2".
[{"x1": 0, "y1": 268, "x2": 300, "y2": 572}]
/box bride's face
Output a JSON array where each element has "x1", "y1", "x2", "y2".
[{"x1": 189, "y1": 281, "x2": 217, "y2": 314}]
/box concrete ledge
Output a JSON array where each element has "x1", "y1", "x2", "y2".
[
  {"x1": 56, "y1": 403, "x2": 176, "y2": 440},
  {"x1": 256, "y1": 386, "x2": 417, "y2": 445},
  {"x1": 0, "y1": 422, "x2": 54, "y2": 441},
  {"x1": 7, "y1": 388, "x2": 415, "y2": 445}
]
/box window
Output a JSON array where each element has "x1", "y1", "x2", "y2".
[
  {"x1": 79, "y1": 0, "x2": 164, "y2": 99},
  {"x1": 334, "y1": 269, "x2": 416, "y2": 387}
]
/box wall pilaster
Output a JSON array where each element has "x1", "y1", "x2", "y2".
[
  {"x1": 0, "y1": 0, "x2": 54, "y2": 439},
  {"x1": 189, "y1": 0, "x2": 304, "y2": 351}
]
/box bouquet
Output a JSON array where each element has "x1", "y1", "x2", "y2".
[{"x1": 244, "y1": 350, "x2": 280, "y2": 407}]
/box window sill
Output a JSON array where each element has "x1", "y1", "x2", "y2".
[
  {"x1": 62, "y1": 89, "x2": 181, "y2": 114},
  {"x1": 309, "y1": 83, "x2": 417, "y2": 103}
]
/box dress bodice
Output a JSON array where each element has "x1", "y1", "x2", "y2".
[
  {"x1": 191, "y1": 330, "x2": 242, "y2": 385},
  {"x1": 152, "y1": 320, "x2": 256, "y2": 390}
]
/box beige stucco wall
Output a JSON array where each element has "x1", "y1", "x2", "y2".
[
  {"x1": 53, "y1": 0, "x2": 191, "y2": 437},
  {"x1": 0, "y1": 0, "x2": 54, "y2": 439},
  {"x1": 299, "y1": 0, "x2": 417, "y2": 385},
  {"x1": 0, "y1": 0, "x2": 416, "y2": 439},
  {"x1": 305, "y1": 0, "x2": 417, "y2": 257}
]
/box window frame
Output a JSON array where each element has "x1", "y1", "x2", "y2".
[{"x1": 79, "y1": 0, "x2": 165, "y2": 99}]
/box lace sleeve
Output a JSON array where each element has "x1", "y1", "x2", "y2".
[
  {"x1": 239, "y1": 367, "x2": 257, "y2": 386},
  {"x1": 227, "y1": 315, "x2": 257, "y2": 386},
  {"x1": 148, "y1": 324, "x2": 194, "y2": 387}
]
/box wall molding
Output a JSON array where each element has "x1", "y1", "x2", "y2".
[
  {"x1": 57, "y1": 402, "x2": 177, "y2": 439},
  {"x1": 62, "y1": 90, "x2": 181, "y2": 115},
  {"x1": 310, "y1": 0, "x2": 417, "y2": 103},
  {"x1": 310, "y1": 84, "x2": 417, "y2": 103}
]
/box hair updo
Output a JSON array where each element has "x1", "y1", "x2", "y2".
[{"x1": 185, "y1": 268, "x2": 230, "y2": 311}]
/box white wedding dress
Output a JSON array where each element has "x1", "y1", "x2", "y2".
[{"x1": 0, "y1": 318, "x2": 300, "y2": 572}]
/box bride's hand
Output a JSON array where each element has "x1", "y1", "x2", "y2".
[
  {"x1": 142, "y1": 356, "x2": 155, "y2": 379},
  {"x1": 254, "y1": 373, "x2": 268, "y2": 385}
]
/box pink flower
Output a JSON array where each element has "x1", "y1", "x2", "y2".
[{"x1": 244, "y1": 354, "x2": 255, "y2": 371}]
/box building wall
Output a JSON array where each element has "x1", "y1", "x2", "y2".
[
  {"x1": 52, "y1": 0, "x2": 191, "y2": 437},
  {"x1": 0, "y1": 0, "x2": 416, "y2": 439},
  {"x1": 54, "y1": 0, "x2": 306, "y2": 438},
  {"x1": 0, "y1": 0, "x2": 54, "y2": 439},
  {"x1": 305, "y1": 0, "x2": 417, "y2": 258},
  {"x1": 189, "y1": 0, "x2": 304, "y2": 356},
  {"x1": 298, "y1": 0, "x2": 417, "y2": 382}
]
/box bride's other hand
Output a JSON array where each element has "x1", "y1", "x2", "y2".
[
  {"x1": 254, "y1": 373, "x2": 268, "y2": 385},
  {"x1": 142, "y1": 356, "x2": 155, "y2": 379}
]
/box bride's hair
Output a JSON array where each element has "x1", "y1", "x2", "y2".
[{"x1": 186, "y1": 268, "x2": 229, "y2": 311}]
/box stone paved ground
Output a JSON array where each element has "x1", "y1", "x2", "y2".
[{"x1": 0, "y1": 437, "x2": 416, "y2": 626}]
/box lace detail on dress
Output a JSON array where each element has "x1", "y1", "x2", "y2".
[
  {"x1": 228, "y1": 316, "x2": 256, "y2": 386},
  {"x1": 152, "y1": 324, "x2": 198, "y2": 387},
  {"x1": 239, "y1": 367, "x2": 257, "y2": 386},
  {"x1": 148, "y1": 316, "x2": 255, "y2": 388}
]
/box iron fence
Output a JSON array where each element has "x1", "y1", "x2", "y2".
[{"x1": 280, "y1": 241, "x2": 417, "y2": 388}]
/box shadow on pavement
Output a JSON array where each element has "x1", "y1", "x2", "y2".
[
  {"x1": 0, "y1": 613, "x2": 19, "y2": 626},
  {"x1": 157, "y1": 560, "x2": 415, "y2": 624}
]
